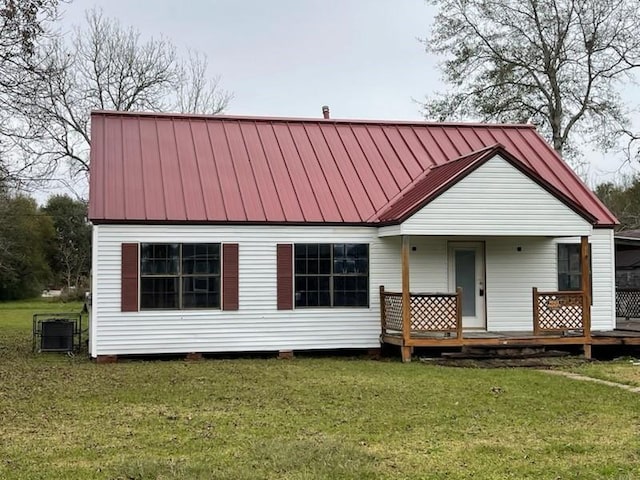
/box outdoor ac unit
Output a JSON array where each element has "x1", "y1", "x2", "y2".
[{"x1": 40, "y1": 319, "x2": 74, "y2": 352}]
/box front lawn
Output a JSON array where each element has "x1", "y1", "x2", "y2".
[
  {"x1": 1, "y1": 299, "x2": 639, "y2": 479},
  {"x1": 565, "y1": 359, "x2": 640, "y2": 387}
]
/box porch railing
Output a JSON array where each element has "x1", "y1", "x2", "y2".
[
  {"x1": 532, "y1": 288, "x2": 589, "y2": 335},
  {"x1": 616, "y1": 288, "x2": 640, "y2": 319},
  {"x1": 380, "y1": 286, "x2": 462, "y2": 338}
]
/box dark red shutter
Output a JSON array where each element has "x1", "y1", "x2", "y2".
[
  {"x1": 222, "y1": 244, "x2": 239, "y2": 311},
  {"x1": 121, "y1": 243, "x2": 139, "y2": 312},
  {"x1": 277, "y1": 244, "x2": 293, "y2": 310}
]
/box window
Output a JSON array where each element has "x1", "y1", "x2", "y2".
[
  {"x1": 557, "y1": 243, "x2": 591, "y2": 293},
  {"x1": 294, "y1": 243, "x2": 369, "y2": 307},
  {"x1": 140, "y1": 243, "x2": 220, "y2": 309}
]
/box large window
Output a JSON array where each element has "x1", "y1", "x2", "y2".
[
  {"x1": 294, "y1": 243, "x2": 369, "y2": 307},
  {"x1": 557, "y1": 243, "x2": 591, "y2": 292},
  {"x1": 140, "y1": 243, "x2": 220, "y2": 310}
]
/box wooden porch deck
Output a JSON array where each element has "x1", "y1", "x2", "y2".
[
  {"x1": 380, "y1": 283, "x2": 640, "y2": 361},
  {"x1": 382, "y1": 323, "x2": 640, "y2": 348},
  {"x1": 381, "y1": 237, "x2": 640, "y2": 361}
]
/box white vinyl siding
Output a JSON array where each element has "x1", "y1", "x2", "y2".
[
  {"x1": 383, "y1": 234, "x2": 615, "y2": 332},
  {"x1": 387, "y1": 155, "x2": 592, "y2": 237},
  {"x1": 398, "y1": 236, "x2": 556, "y2": 331},
  {"x1": 90, "y1": 226, "x2": 615, "y2": 356},
  {"x1": 484, "y1": 237, "x2": 557, "y2": 331},
  {"x1": 91, "y1": 225, "x2": 398, "y2": 356}
]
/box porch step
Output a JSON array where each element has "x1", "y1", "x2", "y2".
[{"x1": 441, "y1": 346, "x2": 569, "y2": 360}]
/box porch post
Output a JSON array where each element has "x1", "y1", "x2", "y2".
[
  {"x1": 581, "y1": 235, "x2": 592, "y2": 358},
  {"x1": 401, "y1": 235, "x2": 411, "y2": 362}
]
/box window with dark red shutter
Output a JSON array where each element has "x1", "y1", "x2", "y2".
[
  {"x1": 277, "y1": 244, "x2": 293, "y2": 310},
  {"x1": 139, "y1": 243, "x2": 221, "y2": 309}
]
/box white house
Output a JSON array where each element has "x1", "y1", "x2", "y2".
[{"x1": 88, "y1": 111, "x2": 618, "y2": 362}]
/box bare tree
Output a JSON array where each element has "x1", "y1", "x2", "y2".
[
  {"x1": 4, "y1": 8, "x2": 231, "y2": 180},
  {"x1": 0, "y1": 0, "x2": 60, "y2": 187},
  {"x1": 177, "y1": 50, "x2": 233, "y2": 115},
  {"x1": 422, "y1": 0, "x2": 640, "y2": 163}
]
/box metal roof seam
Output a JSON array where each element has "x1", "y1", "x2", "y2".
[
  {"x1": 440, "y1": 127, "x2": 463, "y2": 157},
  {"x1": 453, "y1": 125, "x2": 476, "y2": 152},
  {"x1": 135, "y1": 118, "x2": 148, "y2": 220},
  {"x1": 467, "y1": 127, "x2": 490, "y2": 151},
  {"x1": 375, "y1": 125, "x2": 414, "y2": 184},
  {"x1": 268, "y1": 122, "x2": 308, "y2": 221},
  {"x1": 221, "y1": 121, "x2": 249, "y2": 221},
  {"x1": 95, "y1": 116, "x2": 105, "y2": 219},
  {"x1": 285, "y1": 121, "x2": 330, "y2": 222},
  {"x1": 118, "y1": 118, "x2": 125, "y2": 220},
  {"x1": 406, "y1": 126, "x2": 443, "y2": 168},
  {"x1": 332, "y1": 124, "x2": 379, "y2": 211},
  {"x1": 204, "y1": 121, "x2": 229, "y2": 221},
  {"x1": 300, "y1": 122, "x2": 345, "y2": 222},
  {"x1": 349, "y1": 124, "x2": 395, "y2": 201},
  {"x1": 236, "y1": 121, "x2": 268, "y2": 221},
  {"x1": 315, "y1": 123, "x2": 364, "y2": 219},
  {"x1": 251, "y1": 121, "x2": 287, "y2": 221},
  {"x1": 187, "y1": 119, "x2": 209, "y2": 222},
  {"x1": 152, "y1": 118, "x2": 168, "y2": 221},
  {"x1": 171, "y1": 119, "x2": 190, "y2": 221}
]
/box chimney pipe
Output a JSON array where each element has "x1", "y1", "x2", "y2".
[{"x1": 322, "y1": 105, "x2": 330, "y2": 119}]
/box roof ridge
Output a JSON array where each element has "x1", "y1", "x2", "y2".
[{"x1": 90, "y1": 110, "x2": 537, "y2": 129}]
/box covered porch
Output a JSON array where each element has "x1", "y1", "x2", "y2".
[{"x1": 380, "y1": 235, "x2": 595, "y2": 362}]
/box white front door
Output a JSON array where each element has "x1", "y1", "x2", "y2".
[{"x1": 448, "y1": 242, "x2": 486, "y2": 329}]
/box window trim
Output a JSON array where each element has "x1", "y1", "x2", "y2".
[
  {"x1": 294, "y1": 243, "x2": 370, "y2": 309},
  {"x1": 139, "y1": 243, "x2": 222, "y2": 311}
]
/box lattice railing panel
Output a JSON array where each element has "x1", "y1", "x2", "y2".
[
  {"x1": 535, "y1": 292, "x2": 584, "y2": 332},
  {"x1": 616, "y1": 289, "x2": 640, "y2": 318},
  {"x1": 381, "y1": 290, "x2": 460, "y2": 335},
  {"x1": 410, "y1": 294, "x2": 458, "y2": 332},
  {"x1": 383, "y1": 293, "x2": 403, "y2": 331}
]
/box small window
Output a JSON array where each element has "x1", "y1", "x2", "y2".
[
  {"x1": 557, "y1": 243, "x2": 591, "y2": 295},
  {"x1": 140, "y1": 243, "x2": 220, "y2": 310},
  {"x1": 294, "y1": 243, "x2": 369, "y2": 308}
]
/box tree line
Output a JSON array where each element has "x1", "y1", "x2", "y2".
[{"x1": 0, "y1": 190, "x2": 90, "y2": 300}]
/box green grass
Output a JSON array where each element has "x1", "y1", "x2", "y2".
[
  {"x1": 564, "y1": 359, "x2": 640, "y2": 387},
  {"x1": 1, "y1": 299, "x2": 640, "y2": 479}
]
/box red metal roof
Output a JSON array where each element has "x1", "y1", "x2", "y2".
[{"x1": 88, "y1": 111, "x2": 617, "y2": 227}]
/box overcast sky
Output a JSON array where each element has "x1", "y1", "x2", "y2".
[
  {"x1": 60, "y1": 0, "x2": 439, "y2": 120},
  {"x1": 53, "y1": 0, "x2": 637, "y2": 194}
]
